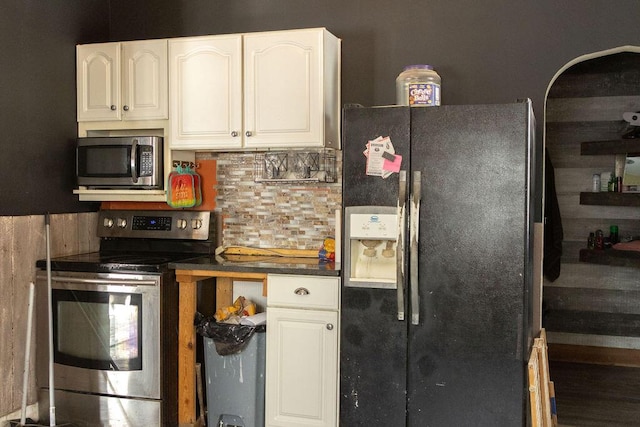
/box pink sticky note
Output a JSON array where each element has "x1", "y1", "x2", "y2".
[{"x1": 383, "y1": 154, "x2": 402, "y2": 173}]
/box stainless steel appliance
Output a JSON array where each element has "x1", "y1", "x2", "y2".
[
  {"x1": 340, "y1": 102, "x2": 537, "y2": 426},
  {"x1": 36, "y1": 210, "x2": 216, "y2": 427},
  {"x1": 76, "y1": 136, "x2": 163, "y2": 189}
]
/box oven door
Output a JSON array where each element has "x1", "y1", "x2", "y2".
[{"x1": 36, "y1": 271, "x2": 161, "y2": 400}]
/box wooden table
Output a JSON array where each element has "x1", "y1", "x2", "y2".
[
  {"x1": 172, "y1": 250, "x2": 337, "y2": 425},
  {"x1": 174, "y1": 269, "x2": 267, "y2": 425}
]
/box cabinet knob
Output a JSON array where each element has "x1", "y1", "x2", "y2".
[
  {"x1": 294, "y1": 287, "x2": 310, "y2": 296},
  {"x1": 110, "y1": 105, "x2": 117, "y2": 111},
  {"x1": 231, "y1": 131, "x2": 238, "y2": 137},
  {"x1": 245, "y1": 131, "x2": 253, "y2": 137},
  {"x1": 326, "y1": 323, "x2": 334, "y2": 330},
  {"x1": 123, "y1": 105, "x2": 129, "y2": 111}
]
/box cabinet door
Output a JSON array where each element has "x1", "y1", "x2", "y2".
[
  {"x1": 244, "y1": 29, "x2": 324, "y2": 148},
  {"x1": 77, "y1": 43, "x2": 121, "y2": 122},
  {"x1": 266, "y1": 307, "x2": 338, "y2": 427},
  {"x1": 169, "y1": 35, "x2": 242, "y2": 150},
  {"x1": 121, "y1": 40, "x2": 168, "y2": 120}
]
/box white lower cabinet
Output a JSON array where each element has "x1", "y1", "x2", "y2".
[{"x1": 266, "y1": 274, "x2": 339, "y2": 427}]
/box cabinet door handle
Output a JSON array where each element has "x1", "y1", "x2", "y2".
[
  {"x1": 294, "y1": 287, "x2": 310, "y2": 295},
  {"x1": 231, "y1": 131, "x2": 239, "y2": 137},
  {"x1": 123, "y1": 105, "x2": 129, "y2": 111},
  {"x1": 245, "y1": 131, "x2": 253, "y2": 137},
  {"x1": 326, "y1": 323, "x2": 334, "y2": 330},
  {"x1": 110, "y1": 105, "x2": 117, "y2": 111}
]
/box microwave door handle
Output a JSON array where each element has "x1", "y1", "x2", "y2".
[
  {"x1": 410, "y1": 171, "x2": 421, "y2": 326},
  {"x1": 130, "y1": 139, "x2": 139, "y2": 183},
  {"x1": 396, "y1": 170, "x2": 407, "y2": 321}
]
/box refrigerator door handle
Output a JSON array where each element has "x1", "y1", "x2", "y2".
[
  {"x1": 410, "y1": 171, "x2": 421, "y2": 325},
  {"x1": 396, "y1": 170, "x2": 407, "y2": 321}
]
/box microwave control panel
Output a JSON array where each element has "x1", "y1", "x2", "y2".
[{"x1": 139, "y1": 146, "x2": 154, "y2": 176}]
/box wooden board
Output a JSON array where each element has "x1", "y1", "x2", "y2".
[
  {"x1": 101, "y1": 159, "x2": 218, "y2": 211},
  {"x1": 535, "y1": 333, "x2": 554, "y2": 426},
  {"x1": 0, "y1": 215, "x2": 15, "y2": 415},
  {"x1": 12, "y1": 215, "x2": 43, "y2": 409},
  {"x1": 0, "y1": 212, "x2": 101, "y2": 417},
  {"x1": 221, "y1": 246, "x2": 319, "y2": 258},
  {"x1": 548, "y1": 343, "x2": 640, "y2": 367},
  {"x1": 529, "y1": 330, "x2": 555, "y2": 427},
  {"x1": 528, "y1": 347, "x2": 542, "y2": 427}
]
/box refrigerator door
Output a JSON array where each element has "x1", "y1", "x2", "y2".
[
  {"x1": 340, "y1": 106, "x2": 411, "y2": 425},
  {"x1": 406, "y1": 103, "x2": 534, "y2": 426},
  {"x1": 341, "y1": 106, "x2": 410, "y2": 208}
]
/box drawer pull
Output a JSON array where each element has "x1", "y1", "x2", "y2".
[
  {"x1": 326, "y1": 323, "x2": 334, "y2": 330},
  {"x1": 294, "y1": 287, "x2": 310, "y2": 296}
]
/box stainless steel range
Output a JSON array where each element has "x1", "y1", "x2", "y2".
[{"x1": 35, "y1": 210, "x2": 216, "y2": 427}]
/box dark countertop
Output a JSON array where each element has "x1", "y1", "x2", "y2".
[{"x1": 169, "y1": 254, "x2": 341, "y2": 277}]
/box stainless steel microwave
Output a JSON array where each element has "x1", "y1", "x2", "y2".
[{"x1": 76, "y1": 136, "x2": 163, "y2": 189}]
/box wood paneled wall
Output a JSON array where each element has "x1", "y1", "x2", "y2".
[
  {"x1": 544, "y1": 51, "x2": 640, "y2": 353},
  {"x1": 0, "y1": 212, "x2": 98, "y2": 418}
]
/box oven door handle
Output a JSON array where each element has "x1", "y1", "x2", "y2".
[{"x1": 50, "y1": 276, "x2": 158, "y2": 286}]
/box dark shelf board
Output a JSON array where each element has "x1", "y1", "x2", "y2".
[
  {"x1": 579, "y1": 248, "x2": 640, "y2": 268},
  {"x1": 580, "y1": 192, "x2": 640, "y2": 206},
  {"x1": 581, "y1": 139, "x2": 640, "y2": 155}
]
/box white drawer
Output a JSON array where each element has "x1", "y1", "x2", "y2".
[{"x1": 267, "y1": 274, "x2": 340, "y2": 310}]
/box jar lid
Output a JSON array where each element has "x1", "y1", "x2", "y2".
[{"x1": 403, "y1": 64, "x2": 434, "y2": 71}]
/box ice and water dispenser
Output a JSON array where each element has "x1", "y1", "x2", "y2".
[{"x1": 344, "y1": 206, "x2": 399, "y2": 289}]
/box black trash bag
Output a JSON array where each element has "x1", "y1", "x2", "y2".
[{"x1": 194, "y1": 311, "x2": 265, "y2": 356}]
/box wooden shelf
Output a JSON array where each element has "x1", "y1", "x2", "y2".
[
  {"x1": 580, "y1": 191, "x2": 640, "y2": 206},
  {"x1": 581, "y1": 139, "x2": 640, "y2": 155},
  {"x1": 579, "y1": 248, "x2": 640, "y2": 268}
]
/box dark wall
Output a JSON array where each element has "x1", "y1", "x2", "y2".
[
  {"x1": 109, "y1": 0, "x2": 640, "y2": 117},
  {"x1": 108, "y1": 0, "x2": 640, "y2": 222},
  {"x1": 0, "y1": 1, "x2": 108, "y2": 216},
  {"x1": 3, "y1": 1, "x2": 639, "y2": 216}
]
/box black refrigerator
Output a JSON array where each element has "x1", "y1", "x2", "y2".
[{"x1": 340, "y1": 101, "x2": 536, "y2": 426}]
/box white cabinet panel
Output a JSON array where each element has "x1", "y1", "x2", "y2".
[
  {"x1": 266, "y1": 274, "x2": 339, "y2": 427},
  {"x1": 77, "y1": 43, "x2": 120, "y2": 121},
  {"x1": 170, "y1": 28, "x2": 340, "y2": 151},
  {"x1": 77, "y1": 40, "x2": 167, "y2": 122},
  {"x1": 268, "y1": 275, "x2": 339, "y2": 310},
  {"x1": 266, "y1": 307, "x2": 338, "y2": 426},
  {"x1": 121, "y1": 40, "x2": 168, "y2": 120},
  {"x1": 244, "y1": 30, "x2": 322, "y2": 148},
  {"x1": 169, "y1": 35, "x2": 243, "y2": 150}
]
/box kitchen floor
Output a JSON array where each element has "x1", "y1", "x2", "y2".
[{"x1": 549, "y1": 360, "x2": 640, "y2": 426}]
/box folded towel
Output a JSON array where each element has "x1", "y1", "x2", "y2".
[{"x1": 613, "y1": 240, "x2": 640, "y2": 252}]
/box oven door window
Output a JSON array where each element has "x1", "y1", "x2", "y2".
[{"x1": 53, "y1": 289, "x2": 143, "y2": 371}]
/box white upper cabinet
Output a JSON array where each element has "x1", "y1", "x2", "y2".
[
  {"x1": 169, "y1": 35, "x2": 243, "y2": 150},
  {"x1": 243, "y1": 28, "x2": 340, "y2": 149},
  {"x1": 77, "y1": 39, "x2": 168, "y2": 122},
  {"x1": 169, "y1": 28, "x2": 341, "y2": 150}
]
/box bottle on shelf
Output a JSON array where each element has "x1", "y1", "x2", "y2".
[
  {"x1": 608, "y1": 173, "x2": 617, "y2": 192},
  {"x1": 610, "y1": 225, "x2": 619, "y2": 245},
  {"x1": 595, "y1": 229, "x2": 604, "y2": 250}
]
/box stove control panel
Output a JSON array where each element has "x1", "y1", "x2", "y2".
[{"x1": 98, "y1": 210, "x2": 214, "y2": 240}]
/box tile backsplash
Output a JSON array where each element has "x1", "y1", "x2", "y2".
[{"x1": 197, "y1": 151, "x2": 342, "y2": 250}]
